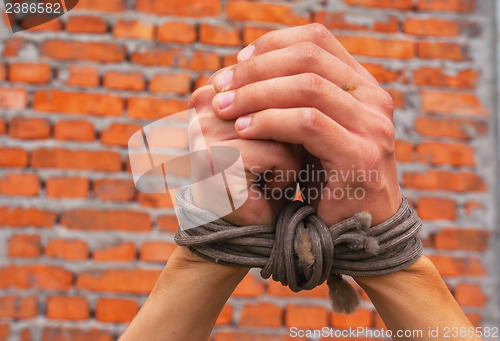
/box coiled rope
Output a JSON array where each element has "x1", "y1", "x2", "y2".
[{"x1": 174, "y1": 186, "x2": 423, "y2": 313}]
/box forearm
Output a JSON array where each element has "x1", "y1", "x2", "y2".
[
  {"x1": 354, "y1": 256, "x2": 482, "y2": 341},
  {"x1": 120, "y1": 247, "x2": 248, "y2": 341}
]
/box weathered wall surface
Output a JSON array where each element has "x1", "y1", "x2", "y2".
[{"x1": 0, "y1": 0, "x2": 498, "y2": 340}]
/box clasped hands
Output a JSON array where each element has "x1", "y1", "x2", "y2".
[{"x1": 189, "y1": 23, "x2": 401, "y2": 234}]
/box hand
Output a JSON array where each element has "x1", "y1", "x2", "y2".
[
  {"x1": 210, "y1": 24, "x2": 402, "y2": 226},
  {"x1": 187, "y1": 85, "x2": 302, "y2": 227}
]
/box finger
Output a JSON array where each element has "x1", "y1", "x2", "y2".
[
  {"x1": 238, "y1": 23, "x2": 378, "y2": 86},
  {"x1": 234, "y1": 107, "x2": 355, "y2": 166},
  {"x1": 189, "y1": 85, "x2": 217, "y2": 111},
  {"x1": 213, "y1": 42, "x2": 380, "y2": 105},
  {"x1": 212, "y1": 73, "x2": 369, "y2": 131}
]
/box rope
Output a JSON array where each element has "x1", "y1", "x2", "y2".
[{"x1": 174, "y1": 186, "x2": 423, "y2": 314}]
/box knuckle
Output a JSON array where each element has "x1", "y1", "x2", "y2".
[
  {"x1": 243, "y1": 56, "x2": 259, "y2": 76},
  {"x1": 296, "y1": 41, "x2": 323, "y2": 63},
  {"x1": 188, "y1": 86, "x2": 212, "y2": 110},
  {"x1": 378, "y1": 89, "x2": 395, "y2": 116},
  {"x1": 301, "y1": 108, "x2": 324, "y2": 133},
  {"x1": 308, "y1": 23, "x2": 331, "y2": 41},
  {"x1": 300, "y1": 73, "x2": 323, "y2": 96}
]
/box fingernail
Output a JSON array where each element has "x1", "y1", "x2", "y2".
[
  {"x1": 237, "y1": 44, "x2": 255, "y2": 62},
  {"x1": 215, "y1": 70, "x2": 234, "y2": 91},
  {"x1": 217, "y1": 91, "x2": 236, "y2": 111},
  {"x1": 236, "y1": 116, "x2": 252, "y2": 131}
]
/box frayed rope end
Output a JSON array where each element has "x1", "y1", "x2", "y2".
[
  {"x1": 327, "y1": 274, "x2": 360, "y2": 314},
  {"x1": 354, "y1": 211, "x2": 372, "y2": 229}
]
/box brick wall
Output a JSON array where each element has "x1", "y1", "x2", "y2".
[{"x1": 0, "y1": 0, "x2": 499, "y2": 340}]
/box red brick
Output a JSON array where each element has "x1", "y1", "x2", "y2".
[
  {"x1": 100, "y1": 122, "x2": 141, "y2": 147},
  {"x1": 337, "y1": 36, "x2": 416, "y2": 59},
  {"x1": 66, "y1": 16, "x2": 107, "y2": 34},
  {"x1": 0, "y1": 173, "x2": 40, "y2": 196},
  {"x1": 140, "y1": 241, "x2": 176, "y2": 262},
  {"x1": 428, "y1": 256, "x2": 486, "y2": 277},
  {"x1": 53, "y1": 120, "x2": 95, "y2": 142},
  {"x1": 76, "y1": 0, "x2": 128, "y2": 12},
  {"x1": 93, "y1": 242, "x2": 136, "y2": 262},
  {"x1": 14, "y1": 265, "x2": 73, "y2": 290},
  {"x1": 413, "y1": 68, "x2": 478, "y2": 89},
  {"x1": 239, "y1": 302, "x2": 282, "y2": 328},
  {"x1": 384, "y1": 88, "x2": 404, "y2": 108},
  {"x1": 41, "y1": 40, "x2": 126, "y2": 63},
  {"x1": 42, "y1": 328, "x2": 113, "y2": 341},
  {"x1": 0, "y1": 87, "x2": 28, "y2": 109},
  {"x1": 331, "y1": 309, "x2": 374, "y2": 329},
  {"x1": 226, "y1": 1, "x2": 309, "y2": 26},
  {"x1": 31, "y1": 148, "x2": 122, "y2": 172},
  {"x1": 157, "y1": 215, "x2": 179, "y2": 232},
  {"x1": 47, "y1": 296, "x2": 89, "y2": 320},
  {"x1": 455, "y1": 283, "x2": 487, "y2": 307},
  {"x1": 421, "y1": 91, "x2": 488, "y2": 115},
  {"x1": 315, "y1": 12, "x2": 398, "y2": 33},
  {"x1": 33, "y1": 90, "x2": 124, "y2": 117},
  {"x1": 200, "y1": 24, "x2": 240, "y2": 46},
  {"x1": 433, "y1": 228, "x2": 489, "y2": 251},
  {"x1": 415, "y1": 116, "x2": 487, "y2": 139},
  {"x1": 76, "y1": 269, "x2": 161, "y2": 293},
  {"x1": 19, "y1": 328, "x2": 30, "y2": 341},
  {"x1": 285, "y1": 305, "x2": 328, "y2": 329},
  {"x1": 362, "y1": 63, "x2": 400, "y2": 83},
  {"x1": 465, "y1": 201, "x2": 483, "y2": 216},
  {"x1": 95, "y1": 298, "x2": 139, "y2": 323},
  {"x1": 137, "y1": 193, "x2": 174, "y2": 208},
  {"x1": 46, "y1": 177, "x2": 89, "y2": 198},
  {"x1": 418, "y1": 0, "x2": 476, "y2": 13},
  {"x1": 9, "y1": 63, "x2": 51, "y2": 84},
  {"x1": 466, "y1": 313, "x2": 481, "y2": 327},
  {"x1": 149, "y1": 73, "x2": 192, "y2": 94},
  {"x1": 9, "y1": 117, "x2": 50, "y2": 140},
  {"x1": 0, "y1": 118, "x2": 5, "y2": 134},
  {"x1": 131, "y1": 48, "x2": 182, "y2": 67},
  {"x1": 0, "y1": 296, "x2": 37, "y2": 319},
  {"x1": 0, "y1": 323, "x2": 9, "y2": 341},
  {"x1": 2, "y1": 38, "x2": 23, "y2": 58},
  {"x1": 416, "y1": 141, "x2": 475, "y2": 166},
  {"x1": 345, "y1": 0, "x2": 414, "y2": 10},
  {"x1": 0, "y1": 147, "x2": 28, "y2": 167},
  {"x1": 8, "y1": 235, "x2": 41, "y2": 258},
  {"x1": 223, "y1": 54, "x2": 238, "y2": 67},
  {"x1": 418, "y1": 197, "x2": 456, "y2": 221},
  {"x1": 404, "y1": 18, "x2": 460, "y2": 36},
  {"x1": 93, "y1": 179, "x2": 136, "y2": 202},
  {"x1": 0, "y1": 63, "x2": 4, "y2": 81},
  {"x1": 114, "y1": 20, "x2": 154, "y2": 40},
  {"x1": 194, "y1": 75, "x2": 211, "y2": 90},
  {"x1": 418, "y1": 41, "x2": 467, "y2": 61},
  {"x1": 45, "y1": 239, "x2": 89, "y2": 261},
  {"x1": 65, "y1": 66, "x2": 100, "y2": 88},
  {"x1": 403, "y1": 170, "x2": 486, "y2": 192},
  {"x1": 214, "y1": 331, "x2": 300, "y2": 341},
  {"x1": 233, "y1": 274, "x2": 265, "y2": 298},
  {"x1": 0, "y1": 207, "x2": 56, "y2": 228},
  {"x1": 136, "y1": 0, "x2": 221, "y2": 17},
  {"x1": 22, "y1": 18, "x2": 62, "y2": 32},
  {"x1": 216, "y1": 305, "x2": 233, "y2": 326},
  {"x1": 61, "y1": 210, "x2": 151, "y2": 232},
  {"x1": 394, "y1": 140, "x2": 413, "y2": 162},
  {"x1": 0, "y1": 267, "x2": 13, "y2": 289},
  {"x1": 179, "y1": 51, "x2": 221, "y2": 71},
  {"x1": 128, "y1": 97, "x2": 186, "y2": 120},
  {"x1": 243, "y1": 26, "x2": 273, "y2": 45},
  {"x1": 268, "y1": 281, "x2": 329, "y2": 299},
  {"x1": 103, "y1": 71, "x2": 145, "y2": 92},
  {"x1": 157, "y1": 22, "x2": 197, "y2": 43}
]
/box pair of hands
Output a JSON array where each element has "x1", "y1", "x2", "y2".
[{"x1": 189, "y1": 24, "x2": 401, "y2": 231}]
